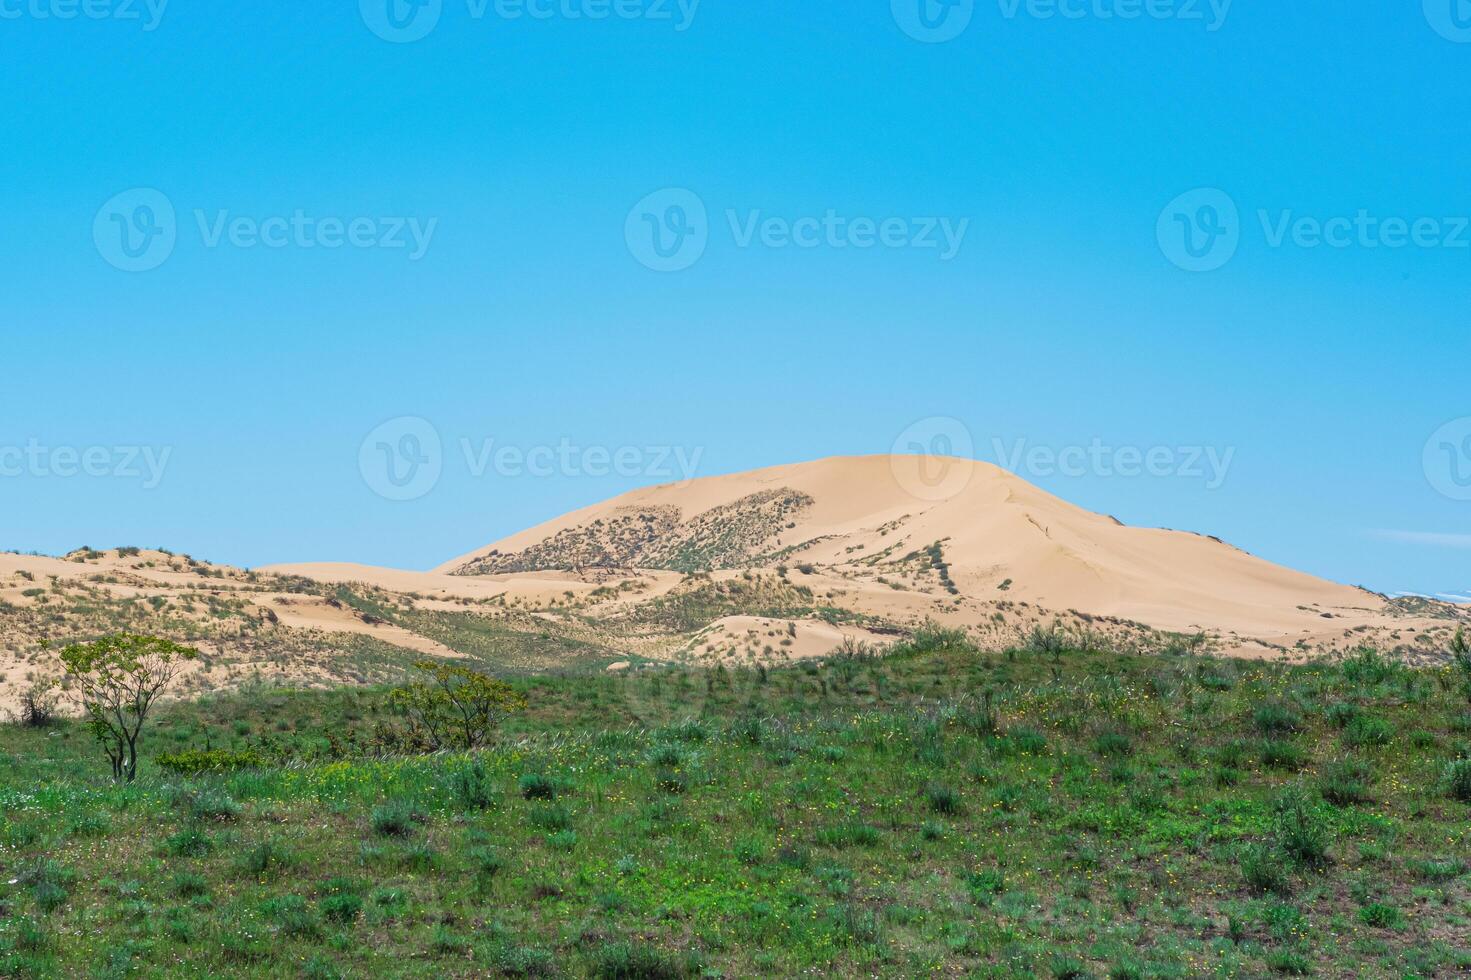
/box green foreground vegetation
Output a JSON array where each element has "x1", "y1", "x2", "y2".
[{"x1": 3, "y1": 632, "x2": 1471, "y2": 978}]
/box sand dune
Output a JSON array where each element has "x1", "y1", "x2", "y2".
[
  {"x1": 433, "y1": 455, "x2": 1409, "y2": 646},
  {"x1": 5, "y1": 457, "x2": 1463, "y2": 710}
]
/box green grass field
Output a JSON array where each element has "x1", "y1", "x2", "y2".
[{"x1": 2, "y1": 634, "x2": 1470, "y2": 978}]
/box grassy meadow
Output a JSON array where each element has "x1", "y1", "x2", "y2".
[{"x1": 2, "y1": 633, "x2": 1470, "y2": 978}]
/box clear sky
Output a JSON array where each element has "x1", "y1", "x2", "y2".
[{"x1": 2, "y1": 1, "x2": 1468, "y2": 599}]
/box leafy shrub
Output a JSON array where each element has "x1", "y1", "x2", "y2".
[
  {"x1": 17, "y1": 679, "x2": 61, "y2": 728},
  {"x1": 1445, "y1": 759, "x2": 1471, "y2": 802},
  {"x1": 1343, "y1": 714, "x2": 1394, "y2": 748},
  {"x1": 233, "y1": 839, "x2": 297, "y2": 880},
  {"x1": 1273, "y1": 790, "x2": 1331, "y2": 869},
  {"x1": 164, "y1": 828, "x2": 213, "y2": 857},
  {"x1": 470, "y1": 847, "x2": 505, "y2": 892},
  {"x1": 447, "y1": 758, "x2": 498, "y2": 810},
  {"x1": 924, "y1": 782, "x2": 961, "y2": 814},
  {"x1": 1253, "y1": 701, "x2": 1301, "y2": 736},
  {"x1": 585, "y1": 940, "x2": 687, "y2": 979},
  {"x1": 1319, "y1": 759, "x2": 1373, "y2": 805},
  {"x1": 963, "y1": 869, "x2": 1006, "y2": 906},
  {"x1": 388, "y1": 660, "x2": 527, "y2": 751},
  {"x1": 370, "y1": 799, "x2": 422, "y2": 837},
  {"x1": 1324, "y1": 701, "x2": 1360, "y2": 729},
  {"x1": 320, "y1": 893, "x2": 363, "y2": 924},
  {"x1": 16, "y1": 858, "x2": 73, "y2": 914},
  {"x1": 647, "y1": 743, "x2": 685, "y2": 767},
  {"x1": 1341, "y1": 647, "x2": 1405, "y2": 687},
  {"x1": 173, "y1": 872, "x2": 209, "y2": 898},
  {"x1": 399, "y1": 842, "x2": 441, "y2": 871},
  {"x1": 1003, "y1": 726, "x2": 1047, "y2": 755},
  {"x1": 1241, "y1": 843, "x2": 1291, "y2": 894},
  {"x1": 1265, "y1": 950, "x2": 1311, "y2": 975},
  {"x1": 1409, "y1": 858, "x2": 1467, "y2": 881},
  {"x1": 518, "y1": 773, "x2": 561, "y2": 800},
  {"x1": 156, "y1": 749, "x2": 265, "y2": 776},
  {"x1": 181, "y1": 788, "x2": 242, "y2": 823},
  {"x1": 1358, "y1": 902, "x2": 1403, "y2": 928},
  {"x1": 262, "y1": 895, "x2": 319, "y2": 938},
  {"x1": 1261, "y1": 739, "x2": 1305, "y2": 771},
  {"x1": 655, "y1": 769, "x2": 688, "y2": 794},
  {"x1": 528, "y1": 804, "x2": 573, "y2": 832},
  {"x1": 816, "y1": 820, "x2": 881, "y2": 849},
  {"x1": 1093, "y1": 731, "x2": 1133, "y2": 758}
]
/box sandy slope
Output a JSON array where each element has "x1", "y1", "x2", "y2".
[
  {"x1": 6, "y1": 458, "x2": 1462, "y2": 712},
  {"x1": 431, "y1": 455, "x2": 1406, "y2": 646}
]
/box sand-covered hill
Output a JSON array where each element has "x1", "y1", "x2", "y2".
[
  {"x1": 4, "y1": 457, "x2": 1465, "y2": 714},
  {"x1": 427, "y1": 455, "x2": 1453, "y2": 653}
]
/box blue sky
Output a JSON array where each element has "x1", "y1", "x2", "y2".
[{"x1": 2, "y1": 0, "x2": 1468, "y2": 598}]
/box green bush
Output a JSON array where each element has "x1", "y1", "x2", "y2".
[
  {"x1": 1319, "y1": 759, "x2": 1373, "y2": 806},
  {"x1": 518, "y1": 773, "x2": 561, "y2": 800},
  {"x1": 924, "y1": 782, "x2": 961, "y2": 814},
  {"x1": 585, "y1": 940, "x2": 687, "y2": 979},
  {"x1": 156, "y1": 748, "x2": 266, "y2": 776},
  {"x1": 1445, "y1": 759, "x2": 1471, "y2": 802},
  {"x1": 1253, "y1": 701, "x2": 1302, "y2": 736},
  {"x1": 370, "y1": 799, "x2": 422, "y2": 837},
  {"x1": 1273, "y1": 790, "x2": 1331, "y2": 869},
  {"x1": 1241, "y1": 843, "x2": 1291, "y2": 894},
  {"x1": 1261, "y1": 739, "x2": 1305, "y2": 770},
  {"x1": 1358, "y1": 902, "x2": 1403, "y2": 929},
  {"x1": 320, "y1": 893, "x2": 363, "y2": 924},
  {"x1": 447, "y1": 758, "x2": 498, "y2": 811},
  {"x1": 1343, "y1": 714, "x2": 1394, "y2": 748}
]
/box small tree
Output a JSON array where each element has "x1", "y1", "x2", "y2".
[
  {"x1": 59, "y1": 634, "x2": 198, "y2": 781},
  {"x1": 389, "y1": 660, "x2": 527, "y2": 751},
  {"x1": 17, "y1": 677, "x2": 62, "y2": 727}
]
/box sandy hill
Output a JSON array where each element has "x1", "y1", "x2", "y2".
[
  {"x1": 5, "y1": 458, "x2": 1465, "y2": 715},
  {"x1": 431, "y1": 455, "x2": 1415, "y2": 645}
]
